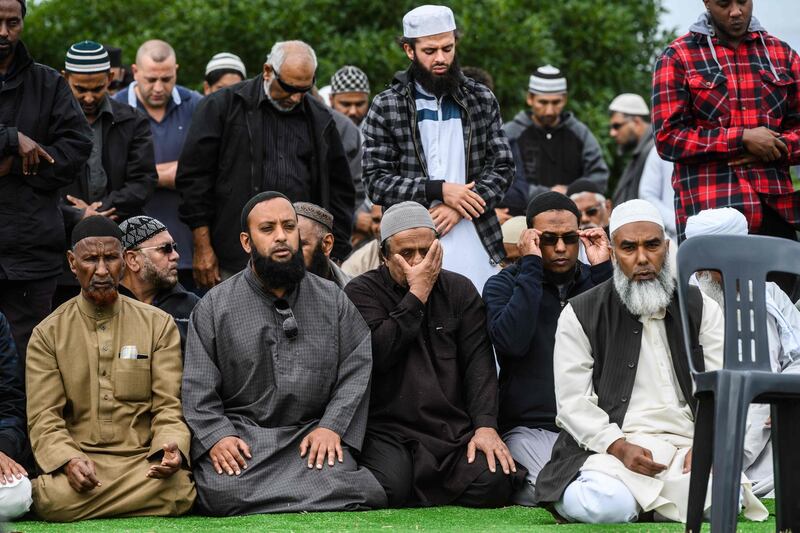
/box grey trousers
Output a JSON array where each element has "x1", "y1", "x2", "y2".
[{"x1": 502, "y1": 426, "x2": 559, "y2": 506}]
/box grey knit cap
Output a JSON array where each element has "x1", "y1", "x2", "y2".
[
  {"x1": 294, "y1": 201, "x2": 333, "y2": 233},
  {"x1": 119, "y1": 216, "x2": 168, "y2": 250},
  {"x1": 380, "y1": 201, "x2": 436, "y2": 243}
]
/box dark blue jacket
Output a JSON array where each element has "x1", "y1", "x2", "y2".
[
  {"x1": 483, "y1": 255, "x2": 611, "y2": 433},
  {"x1": 0, "y1": 312, "x2": 26, "y2": 460}
]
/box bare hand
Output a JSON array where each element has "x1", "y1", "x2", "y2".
[
  {"x1": 430, "y1": 204, "x2": 461, "y2": 237},
  {"x1": 495, "y1": 207, "x2": 512, "y2": 226},
  {"x1": 579, "y1": 227, "x2": 611, "y2": 265},
  {"x1": 0, "y1": 155, "x2": 12, "y2": 177},
  {"x1": 66, "y1": 195, "x2": 118, "y2": 220},
  {"x1": 517, "y1": 228, "x2": 542, "y2": 258},
  {"x1": 728, "y1": 152, "x2": 761, "y2": 167},
  {"x1": 299, "y1": 427, "x2": 343, "y2": 469},
  {"x1": 147, "y1": 442, "x2": 182, "y2": 479},
  {"x1": 354, "y1": 211, "x2": 372, "y2": 235},
  {"x1": 193, "y1": 238, "x2": 221, "y2": 288},
  {"x1": 607, "y1": 438, "x2": 667, "y2": 477},
  {"x1": 0, "y1": 451, "x2": 27, "y2": 485},
  {"x1": 742, "y1": 127, "x2": 788, "y2": 162},
  {"x1": 209, "y1": 436, "x2": 251, "y2": 476},
  {"x1": 682, "y1": 448, "x2": 693, "y2": 474},
  {"x1": 18, "y1": 132, "x2": 54, "y2": 176},
  {"x1": 64, "y1": 457, "x2": 101, "y2": 493},
  {"x1": 467, "y1": 427, "x2": 517, "y2": 475},
  {"x1": 442, "y1": 182, "x2": 486, "y2": 220},
  {"x1": 156, "y1": 161, "x2": 178, "y2": 189},
  {"x1": 396, "y1": 239, "x2": 443, "y2": 304},
  {"x1": 550, "y1": 185, "x2": 568, "y2": 194}
]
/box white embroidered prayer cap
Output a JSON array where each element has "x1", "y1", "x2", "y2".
[{"x1": 403, "y1": 5, "x2": 456, "y2": 39}]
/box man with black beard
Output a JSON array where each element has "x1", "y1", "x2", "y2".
[
  {"x1": 294, "y1": 202, "x2": 350, "y2": 288},
  {"x1": 362, "y1": 4, "x2": 513, "y2": 293},
  {"x1": 118, "y1": 216, "x2": 199, "y2": 351},
  {"x1": 534, "y1": 199, "x2": 767, "y2": 523},
  {"x1": 181, "y1": 191, "x2": 386, "y2": 515},
  {"x1": 26, "y1": 216, "x2": 195, "y2": 521}
]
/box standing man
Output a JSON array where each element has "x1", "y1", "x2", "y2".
[
  {"x1": 0, "y1": 0, "x2": 93, "y2": 363},
  {"x1": 115, "y1": 40, "x2": 202, "y2": 291},
  {"x1": 176, "y1": 40, "x2": 354, "y2": 288},
  {"x1": 329, "y1": 65, "x2": 370, "y2": 126},
  {"x1": 504, "y1": 65, "x2": 608, "y2": 198},
  {"x1": 362, "y1": 5, "x2": 513, "y2": 293},
  {"x1": 653, "y1": 0, "x2": 800, "y2": 243},
  {"x1": 608, "y1": 93, "x2": 654, "y2": 205},
  {"x1": 483, "y1": 193, "x2": 612, "y2": 505},
  {"x1": 294, "y1": 202, "x2": 350, "y2": 288}
]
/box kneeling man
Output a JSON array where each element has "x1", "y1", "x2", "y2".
[
  {"x1": 27, "y1": 216, "x2": 195, "y2": 522},
  {"x1": 534, "y1": 200, "x2": 767, "y2": 523},
  {"x1": 345, "y1": 202, "x2": 526, "y2": 508},
  {"x1": 182, "y1": 192, "x2": 386, "y2": 515}
]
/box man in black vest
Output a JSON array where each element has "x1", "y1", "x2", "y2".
[{"x1": 534, "y1": 199, "x2": 766, "y2": 522}]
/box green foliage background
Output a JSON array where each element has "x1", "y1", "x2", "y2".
[{"x1": 24, "y1": 0, "x2": 678, "y2": 182}]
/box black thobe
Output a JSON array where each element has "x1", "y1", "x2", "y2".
[{"x1": 345, "y1": 266, "x2": 525, "y2": 506}]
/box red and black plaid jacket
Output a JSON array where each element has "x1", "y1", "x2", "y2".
[{"x1": 652, "y1": 14, "x2": 800, "y2": 240}]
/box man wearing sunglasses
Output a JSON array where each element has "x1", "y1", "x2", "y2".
[
  {"x1": 566, "y1": 178, "x2": 612, "y2": 233},
  {"x1": 177, "y1": 40, "x2": 354, "y2": 291},
  {"x1": 182, "y1": 192, "x2": 386, "y2": 515},
  {"x1": 608, "y1": 93, "x2": 655, "y2": 206},
  {"x1": 118, "y1": 216, "x2": 199, "y2": 352},
  {"x1": 483, "y1": 192, "x2": 612, "y2": 505}
]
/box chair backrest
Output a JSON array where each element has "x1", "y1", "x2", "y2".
[{"x1": 677, "y1": 234, "x2": 800, "y2": 373}]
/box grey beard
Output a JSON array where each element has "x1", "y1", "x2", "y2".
[
  {"x1": 696, "y1": 271, "x2": 725, "y2": 308},
  {"x1": 264, "y1": 79, "x2": 299, "y2": 113},
  {"x1": 613, "y1": 259, "x2": 676, "y2": 317}
]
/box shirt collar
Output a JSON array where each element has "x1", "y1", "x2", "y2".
[
  {"x1": 126, "y1": 81, "x2": 182, "y2": 111},
  {"x1": 76, "y1": 291, "x2": 122, "y2": 320},
  {"x1": 96, "y1": 95, "x2": 113, "y2": 119}
]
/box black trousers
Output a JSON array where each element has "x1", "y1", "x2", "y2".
[
  {"x1": 0, "y1": 276, "x2": 57, "y2": 373},
  {"x1": 756, "y1": 202, "x2": 800, "y2": 300},
  {"x1": 358, "y1": 430, "x2": 515, "y2": 508}
]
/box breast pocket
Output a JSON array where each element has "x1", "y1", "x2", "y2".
[
  {"x1": 759, "y1": 69, "x2": 793, "y2": 122},
  {"x1": 688, "y1": 72, "x2": 730, "y2": 125},
  {"x1": 112, "y1": 357, "x2": 152, "y2": 401},
  {"x1": 429, "y1": 318, "x2": 459, "y2": 360}
]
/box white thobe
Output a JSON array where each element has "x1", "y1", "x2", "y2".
[{"x1": 554, "y1": 291, "x2": 768, "y2": 522}]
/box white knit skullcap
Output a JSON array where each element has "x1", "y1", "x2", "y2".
[
  {"x1": 403, "y1": 5, "x2": 456, "y2": 39},
  {"x1": 380, "y1": 201, "x2": 436, "y2": 243},
  {"x1": 609, "y1": 199, "x2": 664, "y2": 236},
  {"x1": 528, "y1": 65, "x2": 567, "y2": 95},
  {"x1": 609, "y1": 93, "x2": 649, "y2": 116},
  {"x1": 205, "y1": 52, "x2": 246, "y2": 79},
  {"x1": 685, "y1": 208, "x2": 748, "y2": 239}
]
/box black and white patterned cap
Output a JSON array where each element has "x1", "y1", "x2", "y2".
[
  {"x1": 119, "y1": 216, "x2": 168, "y2": 250},
  {"x1": 330, "y1": 65, "x2": 370, "y2": 95}
]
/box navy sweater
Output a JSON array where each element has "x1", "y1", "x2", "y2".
[{"x1": 483, "y1": 255, "x2": 612, "y2": 433}]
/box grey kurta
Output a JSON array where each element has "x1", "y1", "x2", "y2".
[{"x1": 182, "y1": 268, "x2": 386, "y2": 515}]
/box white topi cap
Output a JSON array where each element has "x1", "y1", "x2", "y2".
[
  {"x1": 403, "y1": 5, "x2": 457, "y2": 39},
  {"x1": 608, "y1": 93, "x2": 650, "y2": 116},
  {"x1": 609, "y1": 199, "x2": 664, "y2": 236}
]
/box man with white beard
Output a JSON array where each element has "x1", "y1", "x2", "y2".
[
  {"x1": 686, "y1": 207, "x2": 800, "y2": 498},
  {"x1": 534, "y1": 199, "x2": 767, "y2": 523}
]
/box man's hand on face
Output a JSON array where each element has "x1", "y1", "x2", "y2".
[
  {"x1": 209, "y1": 436, "x2": 252, "y2": 476},
  {"x1": 146, "y1": 442, "x2": 182, "y2": 479},
  {"x1": 429, "y1": 204, "x2": 461, "y2": 237},
  {"x1": 741, "y1": 127, "x2": 789, "y2": 163},
  {"x1": 442, "y1": 182, "x2": 486, "y2": 220},
  {"x1": 607, "y1": 438, "x2": 667, "y2": 477},
  {"x1": 66, "y1": 195, "x2": 118, "y2": 220},
  {"x1": 18, "y1": 132, "x2": 55, "y2": 176},
  {"x1": 64, "y1": 457, "x2": 102, "y2": 493},
  {"x1": 467, "y1": 427, "x2": 517, "y2": 475},
  {"x1": 299, "y1": 427, "x2": 343, "y2": 469},
  {"x1": 396, "y1": 239, "x2": 443, "y2": 304},
  {"x1": 517, "y1": 228, "x2": 542, "y2": 258},
  {"x1": 579, "y1": 227, "x2": 611, "y2": 265},
  {"x1": 0, "y1": 451, "x2": 27, "y2": 485}
]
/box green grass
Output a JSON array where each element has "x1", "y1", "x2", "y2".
[{"x1": 9, "y1": 501, "x2": 777, "y2": 533}]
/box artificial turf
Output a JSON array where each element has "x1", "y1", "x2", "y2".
[{"x1": 9, "y1": 500, "x2": 777, "y2": 532}]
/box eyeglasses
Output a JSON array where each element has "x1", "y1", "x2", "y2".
[
  {"x1": 539, "y1": 232, "x2": 580, "y2": 247},
  {"x1": 610, "y1": 119, "x2": 630, "y2": 131},
  {"x1": 274, "y1": 73, "x2": 315, "y2": 95},
  {"x1": 274, "y1": 298, "x2": 299, "y2": 340},
  {"x1": 580, "y1": 204, "x2": 602, "y2": 218},
  {"x1": 135, "y1": 242, "x2": 178, "y2": 254}
]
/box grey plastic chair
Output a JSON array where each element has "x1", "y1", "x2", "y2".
[{"x1": 677, "y1": 234, "x2": 800, "y2": 533}]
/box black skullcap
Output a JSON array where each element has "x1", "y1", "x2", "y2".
[
  {"x1": 525, "y1": 191, "x2": 581, "y2": 228},
  {"x1": 105, "y1": 46, "x2": 123, "y2": 68},
  {"x1": 566, "y1": 178, "x2": 603, "y2": 198},
  {"x1": 71, "y1": 215, "x2": 123, "y2": 247},
  {"x1": 240, "y1": 191, "x2": 292, "y2": 231}
]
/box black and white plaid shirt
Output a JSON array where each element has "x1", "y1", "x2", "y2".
[{"x1": 362, "y1": 69, "x2": 514, "y2": 264}]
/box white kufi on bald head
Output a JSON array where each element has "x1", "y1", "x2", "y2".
[{"x1": 609, "y1": 199, "x2": 664, "y2": 236}]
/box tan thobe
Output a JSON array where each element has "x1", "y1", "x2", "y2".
[
  {"x1": 554, "y1": 291, "x2": 768, "y2": 522},
  {"x1": 26, "y1": 295, "x2": 195, "y2": 522}
]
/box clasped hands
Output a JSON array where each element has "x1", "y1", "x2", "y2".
[{"x1": 729, "y1": 127, "x2": 789, "y2": 167}]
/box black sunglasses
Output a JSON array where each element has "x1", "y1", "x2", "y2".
[
  {"x1": 581, "y1": 205, "x2": 601, "y2": 218},
  {"x1": 610, "y1": 119, "x2": 631, "y2": 131},
  {"x1": 275, "y1": 73, "x2": 315, "y2": 95},
  {"x1": 136, "y1": 241, "x2": 178, "y2": 254},
  {"x1": 274, "y1": 298, "x2": 299, "y2": 340},
  {"x1": 539, "y1": 232, "x2": 580, "y2": 247}
]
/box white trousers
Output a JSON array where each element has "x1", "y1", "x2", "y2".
[
  {"x1": 0, "y1": 476, "x2": 32, "y2": 520},
  {"x1": 554, "y1": 470, "x2": 639, "y2": 524}
]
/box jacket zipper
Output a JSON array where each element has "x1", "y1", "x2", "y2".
[{"x1": 406, "y1": 88, "x2": 429, "y2": 178}]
